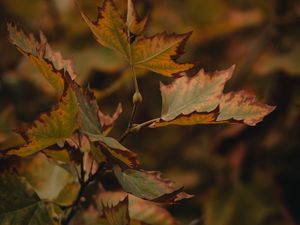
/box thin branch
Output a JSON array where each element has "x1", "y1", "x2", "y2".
[{"x1": 61, "y1": 166, "x2": 104, "y2": 225}]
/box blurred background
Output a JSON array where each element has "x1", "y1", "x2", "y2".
[{"x1": 0, "y1": 0, "x2": 300, "y2": 224}]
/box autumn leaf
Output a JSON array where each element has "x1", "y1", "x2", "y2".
[
  {"x1": 0, "y1": 173, "x2": 55, "y2": 225},
  {"x1": 131, "y1": 33, "x2": 194, "y2": 76},
  {"x1": 114, "y1": 166, "x2": 193, "y2": 203},
  {"x1": 92, "y1": 135, "x2": 139, "y2": 168},
  {"x1": 127, "y1": 0, "x2": 148, "y2": 35},
  {"x1": 80, "y1": 0, "x2": 130, "y2": 59},
  {"x1": 150, "y1": 66, "x2": 275, "y2": 128},
  {"x1": 80, "y1": 0, "x2": 193, "y2": 77},
  {"x1": 7, "y1": 23, "x2": 76, "y2": 97},
  {"x1": 98, "y1": 191, "x2": 180, "y2": 225},
  {"x1": 102, "y1": 196, "x2": 130, "y2": 225},
  {"x1": 99, "y1": 103, "x2": 123, "y2": 135},
  {"x1": 8, "y1": 88, "x2": 78, "y2": 157}
]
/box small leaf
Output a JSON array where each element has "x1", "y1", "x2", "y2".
[
  {"x1": 43, "y1": 148, "x2": 72, "y2": 163},
  {"x1": 127, "y1": 0, "x2": 148, "y2": 35},
  {"x1": 54, "y1": 182, "x2": 80, "y2": 206},
  {"x1": 102, "y1": 196, "x2": 130, "y2": 225},
  {"x1": 92, "y1": 135, "x2": 139, "y2": 168},
  {"x1": 8, "y1": 88, "x2": 78, "y2": 157},
  {"x1": 0, "y1": 173, "x2": 54, "y2": 225},
  {"x1": 73, "y1": 85, "x2": 103, "y2": 137},
  {"x1": 132, "y1": 33, "x2": 194, "y2": 76},
  {"x1": 80, "y1": 0, "x2": 130, "y2": 59},
  {"x1": 7, "y1": 23, "x2": 76, "y2": 97},
  {"x1": 150, "y1": 66, "x2": 274, "y2": 127},
  {"x1": 99, "y1": 103, "x2": 123, "y2": 135},
  {"x1": 98, "y1": 191, "x2": 180, "y2": 225},
  {"x1": 114, "y1": 166, "x2": 192, "y2": 203}
]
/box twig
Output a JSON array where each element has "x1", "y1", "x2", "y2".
[
  {"x1": 61, "y1": 164, "x2": 104, "y2": 225},
  {"x1": 119, "y1": 118, "x2": 160, "y2": 142}
]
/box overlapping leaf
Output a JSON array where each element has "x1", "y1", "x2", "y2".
[
  {"x1": 150, "y1": 66, "x2": 275, "y2": 128},
  {"x1": 0, "y1": 173, "x2": 54, "y2": 225},
  {"x1": 80, "y1": 0, "x2": 130, "y2": 59},
  {"x1": 102, "y1": 197, "x2": 130, "y2": 225},
  {"x1": 98, "y1": 191, "x2": 180, "y2": 225},
  {"x1": 114, "y1": 166, "x2": 192, "y2": 203},
  {"x1": 80, "y1": 0, "x2": 193, "y2": 77},
  {"x1": 7, "y1": 23, "x2": 76, "y2": 97},
  {"x1": 99, "y1": 103, "x2": 123, "y2": 135},
  {"x1": 126, "y1": 0, "x2": 148, "y2": 35},
  {"x1": 131, "y1": 33, "x2": 193, "y2": 76},
  {"x1": 8, "y1": 23, "x2": 138, "y2": 168},
  {"x1": 8, "y1": 88, "x2": 78, "y2": 157}
]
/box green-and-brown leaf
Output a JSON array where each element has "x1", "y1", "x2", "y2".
[
  {"x1": 114, "y1": 166, "x2": 192, "y2": 203},
  {"x1": 131, "y1": 33, "x2": 194, "y2": 76},
  {"x1": 80, "y1": 0, "x2": 130, "y2": 59},
  {"x1": 127, "y1": 0, "x2": 148, "y2": 35},
  {"x1": 7, "y1": 23, "x2": 76, "y2": 97},
  {"x1": 8, "y1": 88, "x2": 78, "y2": 157},
  {"x1": 150, "y1": 66, "x2": 275, "y2": 127}
]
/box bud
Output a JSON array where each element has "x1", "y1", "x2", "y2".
[{"x1": 132, "y1": 92, "x2": 143, "y2": 104}]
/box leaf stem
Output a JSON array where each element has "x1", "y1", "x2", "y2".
[
  {"x1": 120, "y1": 19, "x2": 142, "y2": 142},
  {"x1": 61, "y1": 164, "x2": 104, "y2": 225}
]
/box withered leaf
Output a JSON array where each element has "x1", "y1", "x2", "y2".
[
  {"x1": 99, "y1": 103, "x2": 123, "y2": 136},
  {"x1": 102, "y1": 196, "x2": 130, "y2": 225},
  {"x1": 150, "y1": 66, "x2": 275, "y2": 127},
  {"x1": 131, "y1": 33, "x2": 194, "y2": 76},
  {"x1": 7, "y1": 23, "x2": 76, "y2": 97},
  {"x1": 127, "y1": 0, "x2": 148, "y2": 35},
  {"x1": 8, "y1": 88, "x2": 78, "y2": 157},
  {"x1": 80, "y1": 0, "x2": 130, "y2": 59}
]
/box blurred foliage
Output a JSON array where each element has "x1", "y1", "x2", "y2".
[{"x1": 0, "y1": 0, "x2": 300, "y2": 224}]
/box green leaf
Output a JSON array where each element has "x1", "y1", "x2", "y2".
[
  {"x1": 8, "y1": 88, "x2": 78, "y2": 157},
  {"x1": 131, "y1": 33, "x2": 194, "y2": 76},
  {"x1": 80, "y1": 0, "x2": 130, "y2": 59},
  {"x1": 102, "y1": 197, "x2": 130, "y2": 225},
  {"x1": 150, "y1": 66, "x2": 275, "y2": 127},
  {"x1": 114, "y1": 166, "x2": 192, "y2": 203},
  {"x1": 0, "y1": 173, "x2": 54, "y2": 225}
]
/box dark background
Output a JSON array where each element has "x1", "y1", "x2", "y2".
[{"x1": 0, "y1": 0, "x2": 300, "y2": 224}]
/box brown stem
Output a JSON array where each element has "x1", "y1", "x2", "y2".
[{"x1": 61, "y1": 165, "x2": 104, "y2": 225}]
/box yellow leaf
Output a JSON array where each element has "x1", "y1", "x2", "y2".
[
  {"x1": 8, "y1": 88, "x2": 78, "y2": 157},
  {"x1": 80, "y1": 0, "x2": 130, "y2": 59},
  {"x1": 127, "y1": 0, "x2": 148, "y2": 35},
  {"x1": 7, "y1": 23, "x2": 76, "y2": 97},
  {"x1": 132, "y1": 33, "x2": 194, "y2": 76}
]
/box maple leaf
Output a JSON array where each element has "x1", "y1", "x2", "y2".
[
  {"x1": 80, "y1": 0, "x2": 193, "y2": 77},
  {"x1": 80, "y1": 0, "x2": 130, "y2": 59},
  {"x1": 114, "y1": 166, "x2": 193, "y2": 203},
  {"x1": 8, "y1": 88, "x2": 78, "y2": 157},
  {"x1": 150, "y1": 66, "x2": 275, "y2": 128},
  {"x1": 102, "y1": 196, "x2": 130, "y2": 225},
  {"x1": 8, "y1": 22, "x2": 138, "y2": 168},
  {"x1": 127, "y1": 0, "x2": 148, "y2": 35},
  {"x1": 7, "y1": 23, "x2": 76, "y2": 97},
  {"x1": 131, "y1": 32, "x2": 194, "y2": 76}
]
